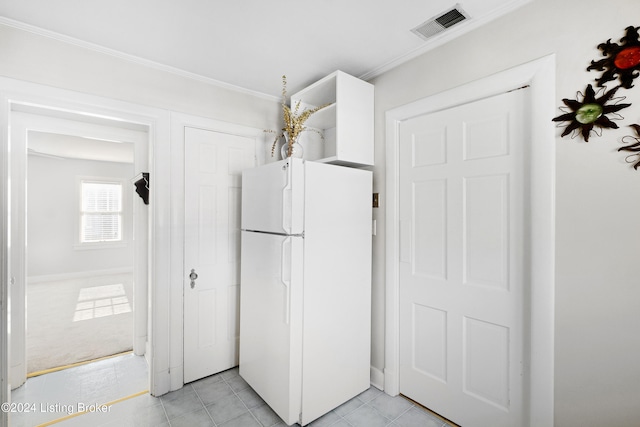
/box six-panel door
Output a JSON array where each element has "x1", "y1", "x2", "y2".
[
  {"x1": 183, "y1": 126, "x2": 255, "y2": 383},
  {"x1": 399, "y1": 88, "x2": 529, "y2": 427}
]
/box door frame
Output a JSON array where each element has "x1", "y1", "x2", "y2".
[
  {"x1": 169, "y1": 112, "x2": 265, "y2": 389},
  {"x1": 8, "y1": 110, "x2": 149, "y2": 388},
  {"x1": 0, "y1": 76, "x2": 173, "y2": 427},
  {"x1": 384, "y1": 55, "x2": 556, "y2": 426}
]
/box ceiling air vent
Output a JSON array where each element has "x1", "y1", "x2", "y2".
[{"x1": 411, "y1": 4, "x2": 469, "y2": 40}]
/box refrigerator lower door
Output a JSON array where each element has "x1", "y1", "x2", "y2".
[
  {"x1": 239, "y1": 231, "x2": 304, "y2": 426},
  {"x1": 241, "y1": 158, "x2": 304, "y2": 235}
]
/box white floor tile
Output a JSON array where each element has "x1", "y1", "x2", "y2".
[
  {"x1": 9, "y1": 354, "x2": 457, "y2": 427},
  {"x1": 368, "y1": 392, "x2": 414, "y2": 420},
  {"x1": 344, "y1": 404, "x2": 390, "y2": 427}
]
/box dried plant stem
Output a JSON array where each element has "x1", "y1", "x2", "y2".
[{"x1": 265, "y1": 75, "x2": 331, "y2": 157}]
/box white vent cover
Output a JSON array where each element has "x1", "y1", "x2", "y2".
[{"x1": 411, "y1": 4, "x2": 469, "y2": 40}]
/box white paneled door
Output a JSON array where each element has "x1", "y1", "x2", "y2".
[
  {"x1": 183, "y1": 126, "x2": 255, "y2": 383},
  {"x1": 399, "y1": 89, "x2": 529, "y2": 427}
]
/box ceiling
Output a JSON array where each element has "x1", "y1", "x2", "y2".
[
  {"x1": 0, "y1": 0, "x2": 529, "y2": 98},
  {"x1": 28, "y1": 132, "x2": 134, "y2": 164},
  {"x1": 14, "y1": 104, "x2": 142, "y2": 163}
]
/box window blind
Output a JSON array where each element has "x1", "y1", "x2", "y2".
[{"x1": 81, "y1": 181, "x2": 122, "y2": 243}]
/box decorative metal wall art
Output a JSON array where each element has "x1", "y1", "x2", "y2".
[
  {"x1": 619, "y1": 124, "x2": 640, "y2": 169},
  {"x1": 552, "y1": 84, "x2": 630, "y2": 142},
  {"x1": 553, "y1": 25, "x2": 640, "y2": 170},
  {"x1": 587, "y1": 26, "x2": 640, "y2": 89},
  {"x1": 133, "y1": 172, "x2": 150, "y2": 205}
]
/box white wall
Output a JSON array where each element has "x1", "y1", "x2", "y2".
[
  {"x1": 27, "y1": 154, "x2": 134, "y2": 279},
  {"x1": 0, "y1": 24, "x2": 280, "y2": 132},
  {"x1": 369, "y1": 0, "x2": 640, "y2": 426}
]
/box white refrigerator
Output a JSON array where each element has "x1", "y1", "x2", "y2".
[{"x1": 239, "y1": 158, "x2": 372, "y2": 426}]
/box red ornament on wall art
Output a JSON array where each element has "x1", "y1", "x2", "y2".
[
  {"x1": 588, "y1": 26, "x2": 640, "y2": 89},
  {"x1": 613, "y1": 46, "x2": 640, "y2": 69}
]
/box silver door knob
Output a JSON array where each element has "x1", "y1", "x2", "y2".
[{"x1": 189, "y1": 269, "x2": 198, "y2": 289}]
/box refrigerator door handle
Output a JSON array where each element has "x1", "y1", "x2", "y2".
[
  {"x1": 282, "y1": 164, "x2": 292, "y2": 234},
  {"x1": 280, "y1": 237, "x2": 291, "y2": 325}
]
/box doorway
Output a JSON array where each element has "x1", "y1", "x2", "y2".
[
  {"x1": 384, "y1": 56, "x2": 556, "y2": 427},
  {"x1": 25, "y1": 129, "x2": 136, "y2": 373},
  {"x1": 1, "y1": 78, "x2": 178, "y2": 427},
  {"x1": 8, "y1": 106, "x2": 149, "y2": 388}
]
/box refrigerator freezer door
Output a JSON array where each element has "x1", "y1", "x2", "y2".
[
  {"x1": 239, "y1": 231, "x2": 304, "y2": 426},
  {"x1": 241, "y1": 158, "x2": 304, "y2": 235}
]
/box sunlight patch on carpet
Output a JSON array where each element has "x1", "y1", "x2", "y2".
[{"x1": 73, "y1": 283, "x2": 132, "y2": 321}]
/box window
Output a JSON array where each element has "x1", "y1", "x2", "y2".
[{"x1": 80, "y1": 180, "x2": 123, "y2": 243}]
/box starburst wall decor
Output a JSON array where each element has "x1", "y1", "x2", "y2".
[
  {"x1": 587, "y1": 26, "x2": 640, "y2": 89},
  {"x1": 552, "y1": 84, "x2": 630, "y2": 142},
  {"x1": 618, "y1": 124, "x2": 640, "y2": 169},
  {"x1": 553, "y1": 25, "x2": 640, "y2": 170}
]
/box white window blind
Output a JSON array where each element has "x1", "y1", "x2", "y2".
[{"x1": 81, "y1": 181, "x2": 123, "y2": 243}]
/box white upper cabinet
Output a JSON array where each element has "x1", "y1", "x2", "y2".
[{"x1": 291, "y1": 71, "x2": 374, "y2": 167}]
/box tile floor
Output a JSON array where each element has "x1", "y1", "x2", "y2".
[
  {"x1": 10, "y1": 353, "x2": 147, "y2": 427},
  {"x1": 9, "y1": 354, "x2": 456, "y2": 427}
]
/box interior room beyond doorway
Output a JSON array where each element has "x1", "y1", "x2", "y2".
[
  {"x1": 24, "y1": 127, "x2": 136, "y2": 373},
  {"x1": 27, "y1": 272, "x2": 134, "y2": 373}
]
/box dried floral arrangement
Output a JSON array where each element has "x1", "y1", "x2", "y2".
[{"x1": 266, "y1": 75, "x2": 330, "y2": 157}]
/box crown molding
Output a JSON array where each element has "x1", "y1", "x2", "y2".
[{"x1": 0, "y1": 16, "x2": 280, "y2": 102}]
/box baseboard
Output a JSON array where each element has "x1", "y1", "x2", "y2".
[
  {"x1": 151, "y1": 368, "x2": 171, "y2": 397},
  {"x1": 27, "y1": 267, "x2": 134, "y2": 284},
  {"x1": 170, "y1": 364, "x2": 183, "y2": 391},
  {"x1": 370, "y1": 365, "x2": 384, "y2": 391}
]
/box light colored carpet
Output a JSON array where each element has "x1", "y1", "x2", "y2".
[{"x1": 26, "y1": 273, "x2": 134, "y2": 373}]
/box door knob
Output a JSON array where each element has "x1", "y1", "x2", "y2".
[{"x1": 189, "y1": 269, "x2": 198, "y2": 289}]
